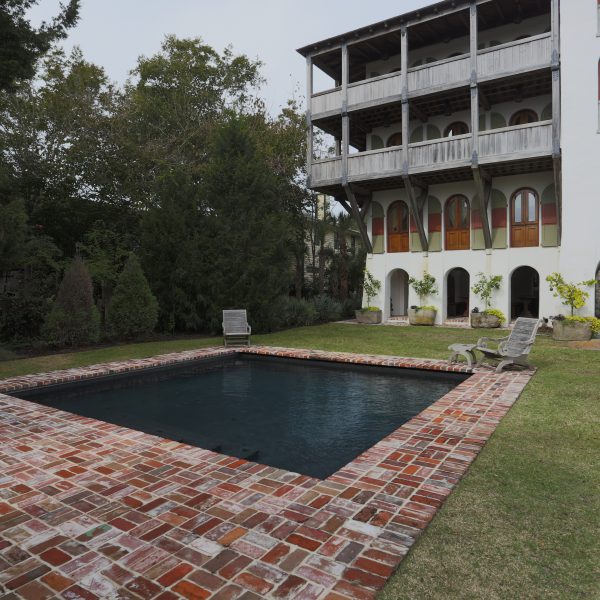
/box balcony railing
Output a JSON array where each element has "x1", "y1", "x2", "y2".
[
  {"x1": 310, "y1": 122, "x2": 553, "y2": 186},
  {"x1": 310, "y1": 34, "x2": 552, "y2": 117}
]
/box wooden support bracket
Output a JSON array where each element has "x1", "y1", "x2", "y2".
[
  {"x1": 343, "y1": 184, "x2": 373, "y2": 254},
  {"x1": 402, "y1": 175, "x2": 429, "y2": 252},
  {"x1": 553, "y1": 155, "x2": 562, "y2": 245},
  {"x1": 472, "y1": 165, "x2": 493, "y2": 250}
]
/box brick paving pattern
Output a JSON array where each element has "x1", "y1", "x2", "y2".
[{"x1": 0, "y1": 346, "x2": 533, "y2": 599}]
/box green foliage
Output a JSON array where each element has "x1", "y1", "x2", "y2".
[
  {"x1": 415, "y1": 305, "x2": 437, "y2": 312},
  {"x1": 107, "y1": 254, "x2": 158, "y2": 339},
  {"x1": 312, "y1": 294, "x2": 343, "y2": 322},
  {"x1": 485, "y1": 308, "x2": 506, "y2": 324},
  {"x1": 472, "y1": 273, "x2": 503, "y2": 311},
  {"x1": 277, "y1": 296, "x2": 318, "y2": 328},
  {"x1": 43, "y1": 257, "x2": 100, "y2": 346},
  {"x1": 409, "y1": 272, "x2": 438, "y2": 308},
  {"x1": 565, "y1": 316, "x2": 600, "y2": 335},
  {"x1": 0, "y1": 0, "x2": 80, "y2": 92},
  {"x1": 0, "y1": 199, "x2": 28, "y2": 271},
  {"x1": 363, "y1": 269, "x2": 382, "y2": 309},
  {"x1": 546, "y1": 272, "x2": 596, "y2": 316}
]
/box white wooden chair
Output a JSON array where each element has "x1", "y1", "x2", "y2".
[
  {"x1": 476, "y1": 317, "x2": 540, "y2": 373},
  {"x1": 222, "y1": 310, "x2": 251, "y2": 347}
]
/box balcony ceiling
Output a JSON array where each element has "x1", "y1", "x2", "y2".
[
  {"x1": 310, "y1": 157, "x2": 554, "y2": 200},
  {"x1": 300, "y1": 0, "x2": 550, "y2": 83}
]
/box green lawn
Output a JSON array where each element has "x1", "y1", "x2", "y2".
[{"x1": 1, "y1": 324, "x2": 598, "y2": 598}]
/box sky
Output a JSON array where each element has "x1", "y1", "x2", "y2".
[{"x1": 27, "y1": 0, "x2": 434, "y2": 115}]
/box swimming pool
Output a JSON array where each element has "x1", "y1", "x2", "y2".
[{"x1": 15, "y1": 353, "x2": 468, "y2": 478}]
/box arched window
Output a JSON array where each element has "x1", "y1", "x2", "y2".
[
  {"x1": 386, "y1": 132, "x2": 403, "y2": 148},
  {"x1": 511, "y1": 188, "x2": 539, "y2": 247},
  {"x1": 387, "y1": 201, "x2": 410, "y2": 253},
  {"x1": 509, "y1": 109, "x2": 538, "y2": 126},
  {"x1": 444, "y1": 121, "x2": 469, "y2": 137},
  {"x1": 445, "y1": 195, "x2": 470, "y2": 250}
]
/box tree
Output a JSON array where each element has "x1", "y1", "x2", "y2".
[
  {"x1": 43, "y1": 256, "x2": 99, "y2": 345},
  {"x1": 472, "y1": 273, "x2": 503, "y2": 312},
  {"x1": 108, "y1": 254, "x2": 158, "y2": 339},
  {"x1": 409, "y1": 272, "x2": 438, "y2": 308},
  {"x1": 546, "y1": 272, "x2": 596, "y2": 316},
  {"x1": 0, "y1": 0, "x2": 80, "y2": 92},
  {"x1": 362, "y1": 269, "x2": 382, "y2": 309},
  {"x1": 202, "y1": 113, "x2": 293, "y2": 331}
]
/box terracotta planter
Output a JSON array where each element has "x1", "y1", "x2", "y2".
[
  {"x1": 355, "y1": 309, "x2": 382, "y2": 324},
  {"x1": 408, "y1": 308, "x2": 436, "y2": 326},
  {"x1": 470, "y1": 313, "x2": 501, "y2": 329},
  {"x1": 551, "y1": 319, "x2": 592, "y2": 342}
]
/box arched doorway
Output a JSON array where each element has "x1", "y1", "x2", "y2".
[
  {"x1": 447, "y1": 268, "x2": 470, "y2": 319},
  {"x1": 389, "y1": 269, "x2": 409, "y2": 317},
  {"x1": 511, "y1": 266, "x2": 540, "y2": 320}
]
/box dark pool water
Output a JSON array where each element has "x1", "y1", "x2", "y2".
[{"x1": 17, "y1": 355, "x2": 467, "y2": 479}]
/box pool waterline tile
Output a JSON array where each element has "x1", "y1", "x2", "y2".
[{"x1": 0, "y1": 345, "x2": 532, "y2": 599}]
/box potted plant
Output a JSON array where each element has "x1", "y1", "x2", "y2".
[
  {"x1": 408, "y1": 272, "x2": 438, "y2": 326},
  {"x1": 355, "y1": 269, "x2": 382, "y2": 324},
  {"x1": 546, "y1": 273, "x2": 597, "y2": 341},
  {"x1": 470, "y1": 273, "x2": 505, "y2": 328}
]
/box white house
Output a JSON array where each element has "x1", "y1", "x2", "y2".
[{"x1": 298, "y1": 0, "x2": 600, "y2": 324}]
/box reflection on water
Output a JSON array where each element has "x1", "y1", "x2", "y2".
[{"x1": 17, "y1": 356, "x2": 467, "y2": 479}]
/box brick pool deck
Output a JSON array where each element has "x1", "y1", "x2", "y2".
[{"x1": 0, "y1": 346, "x2": 533, "y2": 600}]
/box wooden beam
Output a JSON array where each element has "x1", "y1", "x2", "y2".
[
  {"x1": 344, "y1": 184, "x2": 373, "y2": 253},
  {"x1": 472, "y1": 166, "x2": 492, "y2": 249},
  {"x1": 550, "y1": 0, "x2": 561, "y2": 158},
  {"x1": 360, "y1": 196, "x2": 372, "y2": 220},
  {"x1": 403, "y1": 176, "x2": 429, "y2": 252},
  {"x1": 553, "y1": 155, "x2": 562, "y2": 245},
  {"x1": 336, "y1": 196, "x2": 351, "y2": 214},
  {"x1": 341, "y1": 43, "x2": 349, "y2": 185}
]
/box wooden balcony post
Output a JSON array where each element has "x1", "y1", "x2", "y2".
[
  {"x1": 341, "y1": 42, "x2": 349, "y2": 185},
  {"x1": 306, "y1": 56, "x2": 313, "y2": 187},
  {"x1": 469, "y1": 1, "x2": 479, "y2": 163},
  {"x1": 401, "y1": 27, "x2": 409, "y2": 174},
  {"x1": 550, "y1": 0, "x2": 562, "y2": 243}
]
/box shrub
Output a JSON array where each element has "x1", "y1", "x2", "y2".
[
  {"x1": 312, "y1": 294, "x2": 343, "y2": 322},
  {"x1": 472, "y1": 273, "x2": 502, "y2": 311},
  {"x1": 278, "y1": 296, "x2": 317, "y2": 328},
  {"x1": 43, "y1": 257, "x2": 100, "y2": 346},
  {"x1": 546, "y1": 272, "x2": 596, "y2": 316},
  {"x1": 409, "y1": 272, "x2": 438, "y2": 309},
  {"x1": 564, "y1": 316, "x2": 600, "y2": 335},
  {"x1": 362, "y1": 269, "x2": 381, "y2": 309},
  {"x1": 108, "y1": 254, "x2": 158, "y2": 339},
  {"x1": 485, "y1": 308, "x2": 506, "y2": 324}
]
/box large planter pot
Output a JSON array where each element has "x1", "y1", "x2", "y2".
[
  {"x1": 470, "y1": 313, "x2": 501, "y2": 329},
  {"x1": 408, "y1": 308, "x2": 436, "y2": 326},
  {"x1": 552, "y1": 319, "x2": 592, "y2": 342},
  {"x1": 355, "y1": 309, "x2": 382, "y2": 324}
]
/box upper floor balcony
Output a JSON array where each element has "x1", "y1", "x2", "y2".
[
  {"x1": 310, "y1": 120, "x2": 553, "y2": 189},
  {"x1": 311, "y1": 33, "x2": 552, "y2": 119}
]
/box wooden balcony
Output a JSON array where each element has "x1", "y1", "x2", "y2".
[
  {"x1": 310, "y1": 34, "x2": 552, "y2": 118},
  {"x1": 310, "y1": 122, "x2": 553, "y2": 188}
]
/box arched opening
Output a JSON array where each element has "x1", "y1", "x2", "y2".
[
  {"x1": 511, "y1": 188, "x2": 539, "y2": 247},
  {"x1": 509, "y1": 109, "x2": 538, "y2": 126},
  {"x1": 389, "y1": 269, "x2": 409, "y2": 317},
  {"x1": 386, "y1": 132, "x2": 403, "y2": 148},
  {"x1": 446, "y1": 268, "x2": 470, "y2": 319},
  {"x1": 511, "y1": 266, "x2": 540, "y2": 320},
  {"x1": 387, "y1": 201, "x2": 409, "y2": 253},
  {"x1": 445, "y1": 195, "x2": 470, "y2": 250},
  {"x1": 444, "y1": 121, "x2": 470, "y2": 137}
]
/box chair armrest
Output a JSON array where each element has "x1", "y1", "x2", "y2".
[
  {"x1": 476, "y1": 335, "x2": 508, "y2": 348},
  {"x1": 247, "y1": 325, "x2": 252, "y2": 334}
]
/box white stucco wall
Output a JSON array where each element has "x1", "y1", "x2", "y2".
[{"x1": 558, "y1": 1, "x2": 600, "y2": 316}]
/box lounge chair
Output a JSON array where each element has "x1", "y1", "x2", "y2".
[
  {"x1": 475, "y1": 317, "x2": 540, "y2": 373},
  {"x1": 222, "y1": 309, "x2": 251, "y2": 347},
  {"x1": 448, "y1": 317, "x2": 540, "y2": 373}
]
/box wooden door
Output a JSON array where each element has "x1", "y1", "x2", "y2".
[
  {"x1": 511, "y1": 189, "x2": 539, "y2": 247},
  {"x1": 445, "y1": 196, "x2": 470, "y2": 250},
  {"x1": 387, "y1": 201, "x2": 409, "y2": 253}
]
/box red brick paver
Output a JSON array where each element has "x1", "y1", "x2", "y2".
[{"x1": 0, "y1": 346, "x2": 532, "y2": 598}]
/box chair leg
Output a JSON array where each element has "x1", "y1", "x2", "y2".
[{"x1": 495, "y1": 359, "x2": 511, "y2": 373}]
